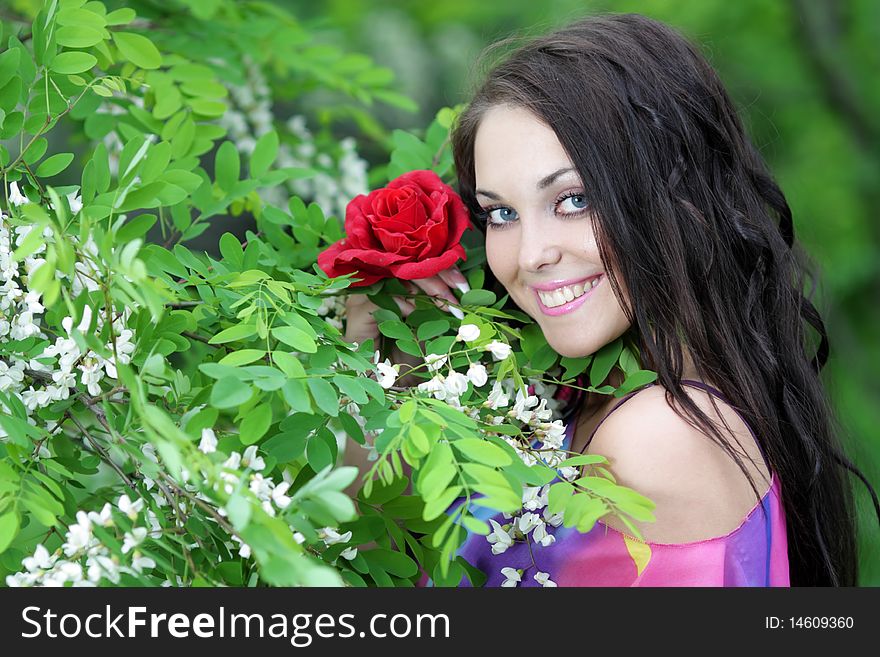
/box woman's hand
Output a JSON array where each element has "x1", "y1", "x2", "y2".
[{"x1": 343, "y1": 266, "x2": 470, "y2": 348}]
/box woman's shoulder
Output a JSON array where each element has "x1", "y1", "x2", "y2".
[{"x1": 584, "y1": 382, "x2": 773, "y2": 544}]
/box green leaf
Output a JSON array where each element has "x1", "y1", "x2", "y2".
[
  {"x1": 240, "y1": 404, "x2": 272, "y2": 445},
  {"x1": 250, "y1": 130, "x2": 278, "y2": 177},
  {"x1": 106, "y1": 8, "x2": 136, "y2": 25},
  {"x1": 281, "y1": 380, "x2": 312, "y2": 413},
  {"x1": 451, "y1": 438, "x2": 512, "y2": 466},
  {"x1": 306, "y1": 378, "x2": 338, "y2": 416},
  {"x1": 35, "y1": 152, "x2": 74, "y2": 177},
  {"x1": 418, "y1": 463, "x2": 457, "y2": 499},
  {"x1": 416, "y1": 319, "x2": 450, "y2": 341},
  {"x1": 0, "y1": 48, "x2": 21, "y2": 89},
  {"x1": 219, "y1": 350, "x2": 265, "y2": 367},
  {"x1": 272, "y1": 326, "x2": 317, "y2": 353},
  {"x1": 50, "y1": 52, "x2": 97, "y2": 74},
  {"x1": 0, "y1": 511, "x2": 19, "y2": 553},
  {"x1": 378, "y1": 320, "x2": 412, "y2": 340},
  {"x1": 460, "y1": 289, "x2": 496, "y2": 306},
  {"x1": 360, "y1": 548, "x2": 418, "y2": 578},
  {"x1": 590, "y1": 337, "x2": 623, "y2": 387},
  {"x1": 113, "y1": 32, "x2": 162, "y2": 69},
  {"x1": 306, "y1": 431, "x2": 334, "y2": 471},
  {"x1": 56, "y1": 25, "x2": 104, "y2": 48},
  {"x1": 617, "y1": 369, "x2": 658, "y2": 395},
  {"x1": 210, "y1": 377, "x2": 252, "y2": 409},
  {"x1": 209, "y1": 323, "x2": 257, "y2": 344},
  {"x1": 215, "y1": 140, "x2": 240, "y2": 193},
  {"x1": 262, "y1": 430, "x2": 307, "y2": 462},
  {"x1": 422, "y1": 486, "x2": 463, "y2": 521},
  {"x1": 547, "y1": 481, "x2": 575, "y2": 515}
]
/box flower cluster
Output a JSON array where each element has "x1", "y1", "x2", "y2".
[
  {"x1": 216, "y1": 54, "x2": 369, "y2": 219},
  {"x1": 6, "y1": 494, "x2": 159, "y2": 587},
  {"x1": 0, "y1": 202, "x2": 136, "y2": 442},
  {"x1": 371, "y1": 321, "x2": 582, "y2": 586}
]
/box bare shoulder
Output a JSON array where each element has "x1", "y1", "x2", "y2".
[{"x1": 585, "y1": 383, "x2": 773, "y2": 544}]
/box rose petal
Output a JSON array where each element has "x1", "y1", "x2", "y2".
[{"x1": 389, "y1": 243, "x2": 467, "y2": 280}]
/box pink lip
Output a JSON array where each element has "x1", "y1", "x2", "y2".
[
  {"x1": 533, "y1": 274, "x2": 602, "y2": 316},
  {"x1": 530, "y1": 274, "x2": 602, "y2": 292}
]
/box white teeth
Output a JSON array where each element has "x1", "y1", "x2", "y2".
[{"x1": 537, "y1": 276, "x2": 600, "y2": 308}]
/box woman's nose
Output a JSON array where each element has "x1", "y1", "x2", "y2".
[{"x1": 517, "y1": 215, "x2": 563, "y2": 272}]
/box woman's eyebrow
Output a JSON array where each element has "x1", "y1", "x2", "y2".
[{"x1": 475, "y1": 167, "x2": 576, "y2": 200}]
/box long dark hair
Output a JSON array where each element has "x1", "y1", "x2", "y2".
[{"x1": 450, "y1": 13, "x2": 879, "y2": 585}]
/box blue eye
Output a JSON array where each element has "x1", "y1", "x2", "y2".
[
  {"x1": 484, "y1": 206, "x2": 518, "y2": 226},
  {"x1": 560, "y1": 193, "x2": 589, "y2": 212}
]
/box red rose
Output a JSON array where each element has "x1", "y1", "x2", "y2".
[{"x1": 317, "y1": 170, "x2": 472, "y2": 286}]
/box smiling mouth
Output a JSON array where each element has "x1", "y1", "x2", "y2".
[{"x1": 535, "y1": 276, "x2": 602, "y2": 308}]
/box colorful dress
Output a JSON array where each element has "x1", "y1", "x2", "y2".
[{"x1": 420, "y1": 379, "x2": 790, "y2": 587}]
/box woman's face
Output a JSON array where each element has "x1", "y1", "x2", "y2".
[{"x1": 474, "y1": 104, "x2": 631, "y2": 358}]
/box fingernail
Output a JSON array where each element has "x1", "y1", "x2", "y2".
[
  {"x1": 455, "y1": 281, "x2": 470, "y2": 294},
  {"x1": 449, "y1": 306, "x2": 464, "y2": 320}
]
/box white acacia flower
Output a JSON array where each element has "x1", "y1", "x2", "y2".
[
  {"x1": 424, "y1": 353, "x2": 447, "y2": 372},
  {"x1": 517, "y1": 512, "x2": 542, "y2": 534},
  {"x1": 130, "y1": 554, "x2": 156, "y2": 574},
  {"x1": 87, "y1": 503, "x2": 114, "y2": 528},
  {"x1": 500, "y1": 567, "x2": 521, "y2": 587},
  {"x1": 375, "y1": 358, "x2": 398, "y2": 389},
  {"x1": 485, "y1": 340, "x2": 512, "y2": 361},
  {"x1": 23, "y1": 545, "x2": 56, "y2": 572},
  {"x1": 271, "y1": 481, "x2": 291, "y2": 509},
  {"x1": 466, "y1": 362, "x2": 488, "y2": 387},
  {"x1": 541, "y1": 420, "x2": 567, "y2": 450},
  {"x1": 80, "y1": 358, "x2": 103, "y2": 396},
  {"x1": 417, "y1": 376, "x2": 447, "y2": 401},
  {"x1": 8, "y1": 182, "x2": 28, "y2": 206},
  {"x1": 198, "y1": 428, "x2": 218, "y2": 454},
  {"x1": 242, "y1": 445, "x2": 266, "y2": 471},
  {"x1": 534, "y1": 571, "x2": 557, "y2": 587},
  {"x1": 121, "y1": 527, "x2": 147, "y2": 554},
  {"x1": 0, "y1": 359, "x2": 25, "y2": 391},
  {"x1": 319, "y1": 527, "x2": 352, "y2": 546},
  {"x1": 533, "y1": 520, "x2": 556, "y2": 547},
  {"x1": 87, "y1": 554, "x2": 120, "y2": 584},
  {"x1": 522, "y1": 486, "x2": 546, "y2": 511},
  {"x1": 63, "y1": 513, "x2": 93, "y2": 557},
  {"x1": 443, "y1": 371, "x2": 469, "y2": 397},
  {"x1": 510, "y1": 389, "x2": 539, "y2": 424},
  {"x1": 340, "y1": 546, "x2": 358, "y2": 560},
  {"x1": 558, "y1": 466, "x2": 579, "y2": 481},
  {"x1": 486, "y1": 381, "x2": 510, "y2": 410},
  {"x1": 66, "y1": 192, "x2": 83, "y2": 214},
  {"x1": 117, "y1": 494, "x2": 144, "y2": 520},
  {"x1": 542, "y1": 506, "x2": 565, "y2": 528},
  {"x1": 486, "y1": 519, "x2": 514, "y2": 555},
  {"x1": 456, "y1": 323, "x2": 480, "y2": 343}
]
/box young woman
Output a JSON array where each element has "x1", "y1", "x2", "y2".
[{"x1": 344, "y1": 14, "x2": 878, "y2": 586}]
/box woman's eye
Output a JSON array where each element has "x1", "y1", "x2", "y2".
[
  {"x1": 484, "y1": 207, "x2": 518, "y2": 225},
  {"x1": 559, "y1": 194, "x2": 589, "y2": 214}
]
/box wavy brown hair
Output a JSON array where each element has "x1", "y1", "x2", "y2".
[{"x1": 450, "y1": 13, "x2": 878, "y2": 585}]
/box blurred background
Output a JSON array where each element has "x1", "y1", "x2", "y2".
[
  {"x1": 288, "y1": 0, "x2": 880, "y2": 585},
  {"x1": 4, "y1": 0, "x2": 877, "y2": 582}
]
